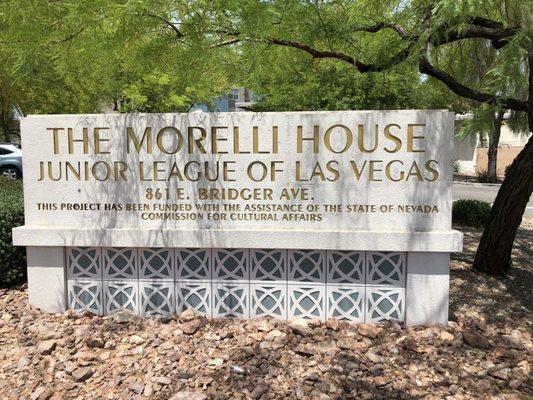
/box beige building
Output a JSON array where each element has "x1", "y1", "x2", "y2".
[{"x1": 453, "y1": 114, "x2": 529, "y2": 176}]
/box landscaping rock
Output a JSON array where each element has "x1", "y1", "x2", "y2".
[
  {"x1": 357, "y1": 324, "x2": 381, "y2": 339},
  {"x1": 169, "y1": 391, "x2": 206, "y2": 400},
  {"x1": 181, "y1": 319, "x2": 203, "y2": 335},
  {"x1": 154, "y1": 376, "x2": 172, "y2": 385},
  {"x1": 289, "y1": 318, "x2": 312, "y2": 336},
  {"x1": 463, "y1": 329, "x2": 491, "y2": 349},
  {"x1": 129, "y1": 381, "x2": 144, "y2": 394},
  {"x1": 250, "y1": 383, "x2": 269, "y2": 398},
  {"x1": 129, "y1": 335, "x2": 145, "y2": 344},
  {"x1": 501, "y1": 333, "x2": 524, "y2": 350},
  {"x1": 85, "y1": 335, "x2": 105, "y2": 349},
  {"x1": 178, "y1": 309, "x2": 197, "y2": 322},
  {"x1": 71, "y1": 367, "x2": 94, "y2": 382},
  {"x1": 488, "y1": 367, "x2": 511, "y2": 381},
  {"x1": 38, "y1": 339, "x2": 57, "y2": 355},
  {"x1": 105, "y1": 310, "x2": 141, "y2": 324},
  {"x1": 0, "y1": 282, "x2": 532, "y2": 399}
]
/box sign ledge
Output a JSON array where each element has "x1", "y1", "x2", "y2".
[{"x1": 13, "y1": 226, "x2": 463, "y2": 252}]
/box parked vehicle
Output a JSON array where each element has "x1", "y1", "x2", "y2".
[{"x1": 0, "y1": 143, "x2": 22, "y2": 179}]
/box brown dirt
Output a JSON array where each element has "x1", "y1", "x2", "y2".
[{"x1": 450, "y1": 218, "x2": 533, "y2": 322}]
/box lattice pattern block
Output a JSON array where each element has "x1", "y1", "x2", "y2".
[
  {"x1": 288, "y1": 250, "x2": 325, "y2": 283},
  {"x1": 176, "y1": 282, "x2": 211, "y2": 316},
  {"x1": 68, "y1": 280, "x2": 103, "y2": 315},
  {"x1": 176, "y1": 248, "x2": 211, "y2": 280},
  {"x1": 213, "y1": 249, "x2": 249, "y2": 281},
  {"x1": 366, "y1": 252, "x2": 406, "y2": 286},
  {"x1": 139, "y1": 281, "x2": 174, "y2": 317},
  {"x1": 327, "y1": 251, "x2": 364, "y2": 284},
  {"x1": 139, "y1": 248, "x2": 173, "y2": 280},
  {"x1": 288, "y1": 285, "x2": 325, "y2": 320},
  {"x1": 250, "y1": 249, "x2": 286, "y2": 282},
  {"x1": 103, "y1": 248, "x2": 138, "y2": 280},
  {"x1": 67, "y1": 247, "x2": 101, "y2": 279},
  {"x1": 327, "y1": 286, "x2": 364, "y2": 322},
  {"x1": 213, "y1": 283, "x2": 249, "y2": 318},
  {"x1": 250, "y1": 284, "x2": 287, "y2": 319},
  {"x1": 366, "y1": 288, "x2": 405, "y2": 323},
  {"x1": 104, "y1": 281, "x2": 139, "y2": 315}
]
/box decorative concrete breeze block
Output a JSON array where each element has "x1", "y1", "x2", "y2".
[
  {"x1": 103, "y1": 248, "x2": 137, "y2": 280},
  {"x1": 175, "y1": 281, "x2": 211, "y2": 316},
  {"x1": 327, "y1": 285, "x2": 365, "y2": 322},
  {"x1": 250, "y1": 283, "x2": 287, "y2": 319},
  {"x1": 250, "y1": 249, "x2": 286, "y2": 282},
  {"x1": 176, "y1": 248, "x2": 211, "y2": 280},
  {"x1": 67, "y1": 247, "x2": 101, "y2": 280},
  {"x1": 212, "y1": 283, "x2": 249, "y2": 318},
  {"x1": 139, "y1": 281, "x2": 174, "y2": 318},
  {"x1": 139, "y1": 248, "x2": 173, "y2": 280},
  {"x1": 288, "y1": 284, "x2": 326, "y2": 320},
  {"x1": 68, "y1": 280, "x2": 103, "y2": 315},
  {"x1": 65, "y1": 247, "x2": 411, "y2": 323},
  {"x1": 104, "y1": 280, "x2": 139, "y2": 315}
]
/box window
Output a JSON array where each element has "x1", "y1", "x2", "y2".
[{"x1": 0, "y1": 148, "x2": 13, "y2": 155}]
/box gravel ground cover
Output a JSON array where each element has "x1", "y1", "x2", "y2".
[{"x1": 0, "y1": 221, "x2": 531, "y2": 400}]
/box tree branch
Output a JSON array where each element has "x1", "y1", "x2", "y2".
[
  {"x1": 211, "y1": 38, "x2": 241, "y2": 48},
  {"x1": 417, "y1": 8, "x2": 526, "y2": 112},
  {"x1": 430, "y1": 25, "x2": 519, "y2": 49},
  {"x1": 187, "y1": 13, "x2": 527, "y2": 112},
  {"x1": 353, "y1": 22, "x2": 410, "y2": 38},
  {"x1": 419, "y1": 56, "x2": 527, "y2": 111},
  {"x1": 467, "y1": 16, "x2": 504, "y2": 29},
  {"x1": 144, "y1": 12, "x2": 184, "y2": 38},
  {"x1": 50, "y1": 27, "x2": 85, "y2": 44},
  {"x1": 265, "y1": 37, "x2": 412, "y2": 72}
]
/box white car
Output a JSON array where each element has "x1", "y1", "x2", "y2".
[{"x1": 0, "y1": 143, "x2": 23, "y2": 179}]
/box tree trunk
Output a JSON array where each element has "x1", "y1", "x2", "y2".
[
  {"x1": 0, "y1": 116, "x2": 10, "y2": 142},
  {"x1": 486, "y1": 111, "x2": 504, "y2": 182},
  {"x1": 473, "y1": 50, "x2": 533, "y2": 275},
  {"x1": 473, "y1": 134, "x2": 533, "y2": 275}
]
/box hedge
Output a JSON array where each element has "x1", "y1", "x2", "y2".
[
  {"x1": 452, "y1": 199, "x2": 491, "y2": 227},
  {"x1": 0, "y1": 177, "x2": 25, "y2": 286}
]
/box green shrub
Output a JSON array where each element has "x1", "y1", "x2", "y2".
[
  {"x1": 476, "y1": 170, "x2": 492, "y2": 183},
  {"x1": 0, "y1": 177, "x2": 25, "y2": 286},
  {"x1": 452, "y1": 199, "x2": 491, "y2": 227},
  {"x1": 452, "y1": 160, "x2": 461, "y2": 174}
]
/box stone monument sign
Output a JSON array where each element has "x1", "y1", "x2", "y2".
[{"x1": 13, "y1": 110, "x2": 462, "y2": 324}]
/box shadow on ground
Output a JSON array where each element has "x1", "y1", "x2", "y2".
[{"x1": 450, "y1": 221, "x2": 533, "y2": 323}]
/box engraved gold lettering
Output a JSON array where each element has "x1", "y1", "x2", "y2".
[
  {"x1": 407, "y1": 124, "x2": 425, "y2": 152},
  {"x1": 383, "y1": 124, "x2": 402, "y2": 153},
  {"x1": 67, "y1": 128, "x2": 89, "y2": 154},
  {"x1": 187, "y1": 127, "x2": 207, "y2": 154},
  {"x1": 425, "y1": 160, "x2": 440, "y2": 181},
  {"x1": 94, "y1": 127, "x2": 110, "y2": 154},
  {"x1": 46, "y1": 128, "x2": 63, "y2": 154},
  {"x1": 297, "y1": 125, "x2": 319, "y2": 153},
  {"x1": 357, "y1": 124, "x2": 378, "y2": 153},
  {"x1": 211, "y1": 126, "x2": 228, "y2": 154},
  {"x1": 157, "y1": 126, "x2": 184, "y2": 154},
  {"x1": 127, "y1": 127, "x2": 153, "y2": 154},
  {"x1": 324, "y1": 125, "x2": 352, "y2": 154}
]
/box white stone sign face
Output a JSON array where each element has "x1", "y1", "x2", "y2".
[{"x1": 20, "y1": 110, "x2": 453, "y2": 233}]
